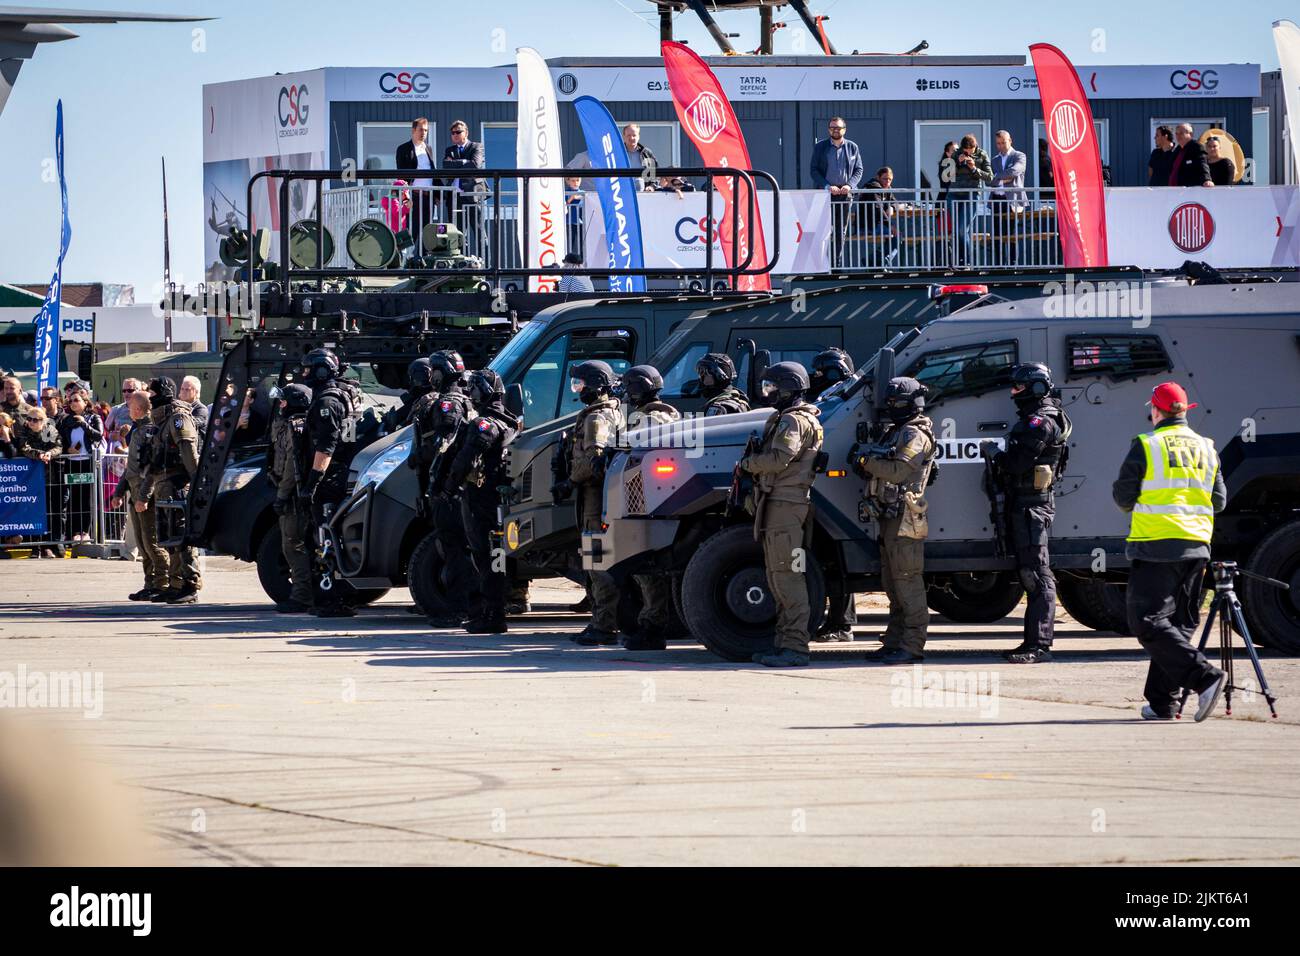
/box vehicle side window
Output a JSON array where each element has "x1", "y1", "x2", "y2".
[
  {"x1": 736, "y1": 348, "x2": 823, "y2": 390},
  {"x1": 558, "y1": 328, "x2": 637, "y2": 417},
  {"x1": 904, "y1": 340, "x2": 1018, "y2": 404},
  {"x1": 520, "y1": 333, "x2": 570, "y2": 423},
  {"x1": 660, "y1": 342, "x2": 710, "y2": 399},
  {"x1": 1065, "y1": 334, "x2": 1172, "y2": 381}
]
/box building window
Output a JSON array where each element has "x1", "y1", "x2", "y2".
[
  {"x1": 616, "y1": 121, "x2": 680, "y2": 167},
  {"x1": 1033, "y1": 118, "x2": 1108, "y2": 188},
  {"x1": 358, "y1": 122, "x2": 430, "y2": 172},
  {"x1": 914, "y1": 120, "x2": 991, "y2": 196},
  {"x1": 1150, "y1": 117, "x2": 1227, "y2": 145}
]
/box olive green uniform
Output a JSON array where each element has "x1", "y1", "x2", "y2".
[
  {"x1": 628, "y1": 400, "x2": 680, "y2": 632},
  {"x1": 741, "y1": 404, "x2": 824, "y2": 655},
  {"x1": 860, "y1": 416, "x2": 936, "y2": 655},
  {"x1": 571, "y1": 396, "x2": 625, "y2": 633},
  {"x1": 122, "y1": 418, "x2": 168, "y2": 591},
  {"x1": 703, "y1": 386, "x2": 750, "y2": 417},
  {"x1": 269, "y1": 413, "x2": 314, "y2": 606},
  {"x1": 145, "y1": 401, "x2": 201, "y2": 592}
]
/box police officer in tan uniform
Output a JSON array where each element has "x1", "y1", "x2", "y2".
[
  {"x1": 268, "y1": 383, "x2": 314, "y2": 613},
  {"x1": 851, "y1": 377, "x2": 937, "y2": 663},
  {"x1": 740, "y1": 362, "x2": 824, "y2": 668},
  {"x1": 144, "y1": 376, "x2": 201, "y2": 604},
  {"x1": 564, "y1": 360, "x2": 626, "y2": 646},
  {"x1": 697, "y1": 353, "x2": 750, "y2": 417},
  {"x1": 619, "y1": 365, "x2": 680, "y2": 651},
  {"x1": 112, "y1": 390, "x2": 169, "y2": 601}
]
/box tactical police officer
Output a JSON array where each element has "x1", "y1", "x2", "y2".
[
  {"x1": 268, "y1": 383, "x2": 314, "y2": 613},
  {"x1": 300, "y1": 348, "x2": 364, "y2": 618},
  {"x1": 619, "y1": 365, "x2": 680, "y2": 651},
  {"x1": 982, "y1": 363, "x2": 1072, "y2": 663},
  {"x1": 410, "y1": 351, "x2": 480, "y2": 626},
  {"x1": 383, "y1": 357, "x2": 434, "y2": 434},
  {"x1": 445, "y1": 369, "x2": 519, "y2": 635},
  {"x1": 117, "y1": 390, "x2": 169, "y2": 601},
  {"x1": 697, "y1": 353, "x2": 750, "y2": 417},
  {"x1": 807, "y1": 347, "x2": 855, "y2": 400},
  {"x1": 739, "y1": 362, "x2": 824, "y2": 668},
  {"x1": 1113, "y1": 381, "x2": 1227, "y2": 722},
  {"x1": 851, "y1": 378, "x2": 937, "y2": 663},
  {"x1": 561, "y1": 360, "x2": 626, "y2": 646},
  {"x1": 808, "y1": 347, "x2": 858, "y2": 642},
  {"x1": 144, "y1": 376, "x2": 202, "y2": 604}
]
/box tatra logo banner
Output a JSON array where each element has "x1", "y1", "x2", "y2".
[
  {"x1": 34, "y1": 99, "x2": 72, "y2": 393},
  {"x1": 515, "y1": 47, "x2": 565, "y2": 293},
  {"x1": 661, "y1": 41, "x2": 770, "y2": 292},
  {"x1": 1029, "y1": 43, "x2": 1108, "y2": 268},
  {"x1": 573, "y1": 95, "x2": 646, "y2": 293}
]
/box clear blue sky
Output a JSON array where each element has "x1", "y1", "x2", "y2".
[{"x1": 0, "y1": 0, "x2": 1283, "y2": 298}]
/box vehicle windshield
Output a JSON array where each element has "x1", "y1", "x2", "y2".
[
  {"x1": 488, "y1": 316, "x2": 551, "y2": 380},
  {"x1": 841, "y1": 327, "x2": 920, "y2": 400}
]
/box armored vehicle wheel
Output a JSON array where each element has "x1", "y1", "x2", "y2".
[
  {"x1": 256, "y1": 525, "x2": 293, "y2": 605},
  {"x1": 926, "y1": 571, "x2": 1024, "y2": 624},
  {"x1": 407, "y1": 531, "x2": 468, "y2": 617},
  {"x1": 681, "y1": 525, "x2": 825, "y2": 662},
  {"x1": 1057, "y1": 576, "x2": 1129, "y2": 634},
  {"x1": 1242, "y1": 519, "x2": 1300, "y2": 655}
]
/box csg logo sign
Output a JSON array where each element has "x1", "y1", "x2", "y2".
[
  {"x1": 1047, "y1": 100, "x2": 1088, "y2": 154},
  {"x1": 277, "y1": 84, "x2": 309, "y2": 137},
  {"x1": 675, "y1": 216, "x2": 719, "y2": 246},
  {"x1": 1168, "y1": 202, "x2": 1215, "y2": 253},
  {"x1": 1170, "y1": 68, "x2": 1219, "y2": 93},
  {"x1": 379, "y1": 70, "x2": 431, "y2": 97},
  {"x1": 685, "y1": 91, "x2": 727, "y2": 144}
]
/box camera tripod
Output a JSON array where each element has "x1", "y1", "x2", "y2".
[{"x1": 1177, "y1": 561, "x2": 1283, "y2": 719}]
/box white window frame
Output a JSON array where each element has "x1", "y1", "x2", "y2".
[
  {"x1": 616, "y1": 120, "x2": 681, "y2": 166},
  {"x1": 1251, "y1": 107, "x2": 1271, "y2": 186},
  {"x1": 358, "y1": 121, "x2": 432, "y2": 172},
  {"x1": 1031, "y1": 118, "x2": 1109, "y2": 188},
  {"x1": 914, "y1": 119, "x2": 991, "y2": 192},
  {"x1": 1150, "y1": 116, "x2": 1226, "y2": 142}
]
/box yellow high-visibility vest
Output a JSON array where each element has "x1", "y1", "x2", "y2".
[{"x1": 1127, "y1": 423, "x2": 1219, "y2": 543}]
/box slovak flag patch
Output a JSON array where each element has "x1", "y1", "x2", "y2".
[
  {"x1": 477, "y1": 419, "x2": 491, "y2": 432},
  {"x1": 1029, "y1": 416, "x2": 1044, "y2": 428},
  {"x1": 440, "y1": 401, "x2": 452, "y2": 412}
]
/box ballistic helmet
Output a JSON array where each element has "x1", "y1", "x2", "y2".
[
  {"x1": 407, "y1": 357, "x2": 434, "y2": 392},
  {"x1": 466, "y1": 368, "x2": 506, "y2": 406},
  {"x1": 696, "y1": 352, "x2": 737, "y2": 390},
  {"x1": 1010, "y1": 362, "x2": 1054, "y2": 399},
  {"x1": 621, "y1": 365, "x2": 664, "y2": 406},
  {"x1": 884, "y1": 376, "x2": 927, "y2": 423},
  {"x1": 304, "y1": 347, "x2": 341, "y2": 384},
  {"x1": 811, "y1": 347, "x2": 855, "y2": 387},
  {"x1": 429, "y1": 350, "x2": 466, "y2": 391},
  {"x1": 569, "y1": 360, "x2": 617, "y2": 405},
  {"x1": 280, "y1": 383, "x2": 313, "y2": 414},
  {"x1": 760, "y1": 361, "x2": 810, "y2": 410}
]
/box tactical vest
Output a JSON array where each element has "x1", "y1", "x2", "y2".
[
  {"x1": 627, "y1": 400, "x2": 680, "y2": 429},
  {"x1": 466, "y1": 406, "x2": 519, "y2": 489},
  {"x1": 755, "y1": 403, "x2": 823, "y2": 502},
  {"x1": 151, "y1": 402, "x2": 195, "y2": 479},
  {"x1": 312, "y1": 379, "x2": 367, "y2": 471},
  {"x1": 704, "y1": 386, "x2": 750, "y2": 417},
  {"x1": 571, "y1": 397, "x2": 624, "y2": 485},
  {"x1": 1010, "y1": 400, "x2": 1072, "y2": 498},
  {"x1": 866, "y1": 416, "x2": 937, "y2": 519},
  {"x1": 1127, "y1": 423, "x2": 1219, "y2": 544},
  {"x1": 425, "y1": 390, "x2": 476, "y2": 488}
]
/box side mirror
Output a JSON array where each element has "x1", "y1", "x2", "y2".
[
  {"x1": 77, "y1": 345, "x2": 93, "y2": 384},
  {"x1": 750, "y1": 348, "x2": 771, "y2": 401},
  {"x1": 505, "y1": 383, "x2": 525, "y2": 420}
]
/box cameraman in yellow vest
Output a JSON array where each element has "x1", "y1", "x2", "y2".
[{"x1": 1112, "y1": 382, "x2": 1228, "y2": 722}]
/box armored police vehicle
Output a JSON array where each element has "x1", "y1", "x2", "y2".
[{"x1": 586, "y1": 277, "x2": 1300, "y2": 660}]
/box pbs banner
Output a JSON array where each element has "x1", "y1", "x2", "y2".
[
  {"x1": 661, "y1": 41, "x2": 771, "y2": 292},
  {"x1": 34, "y1": 99, "x2": 72, "y2": 393},
  {"x1": 515, "y1": 47, "x2": 565, "y2": 293},
  {"x1": 1030, "y1": 43, "x2": 1109, "y2": 268},
  {"x1": 573, "y1": 95, "x2": 646, "y2": 293}
]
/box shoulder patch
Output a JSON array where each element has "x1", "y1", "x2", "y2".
[
  {"x1": 440, "y1": 400, "x2": 452, "y2": 412},
  {"x1": 477, "y1": 419, "x2": 491, "y2": 432},
  {"x1": 174, "y1": 416, "x2": 183, "y2": 430},
  {"x1": 1028, "y1": 416, "x2": 1044, "y2": 428},
  {"x1": 320, "y1": 407, "x2": 329, "y2": 417}
]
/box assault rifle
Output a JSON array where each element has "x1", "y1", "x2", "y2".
[{"x1": 726, "y1": 431, "x2": 761, "y2": 520}]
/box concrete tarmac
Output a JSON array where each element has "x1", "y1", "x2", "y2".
[{"x1": 1, "y1": 558, "x2": 1296, "y2": 866}]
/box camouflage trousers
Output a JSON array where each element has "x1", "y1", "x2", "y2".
[
  {"x1": 760, "y1": 502, "x2": 812, "y2": 655},
  {"x1": 154, "y1": 477, "x2": 201, "y2": 591},
  {"x1": 635, "y1": 573, "x2": 674, "y2": 631},
  {"x1": 126, "y1": 493, "x2": 169, "y2": 591},
  {"x1": 879, "y1": 517, "x2": 927, "y2": 655},
  {"x1": 581, "y1": 484, "x2": 621, "y2": 632}
]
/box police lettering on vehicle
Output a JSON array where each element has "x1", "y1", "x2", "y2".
[{"x1": 934, "y1": 437, "x2": 1005, "y2": 463}]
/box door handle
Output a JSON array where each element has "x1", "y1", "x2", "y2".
[{"x1": 977, "y1": 421, "x2": 1008, "y2": 432}]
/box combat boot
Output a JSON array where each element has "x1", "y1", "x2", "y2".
[
  {"x1": 868, "y1": 648, "x2": 923, "y2": 665},
  {"x1": 428, "y1": 612, "x2": 467, "y2": 628},
  {"x1": 757, "y1": 649, "x2": 810, "y2": 668},
  {"x1": 129, "y1": 587, "x2": 162, "y2": 602},
  {"x1": 275, "y1": 600, "x2": 312, "y2": 614},
  {"x1": 574, "y1": 625, "x2": 618, "y2": 646},
  {"x1": 812, "y1": 625, "x2": 854, "y2": 642},
  {"x1": 313, "y1": 605, "x2": 356, "y2": 618},
  {"x1": 620, "y1": 627, "x2": 667, "y2": 651},
  {"x1": 464, "y1": 616, "x2": 508, "y2": 635},
  {"x1": 1006, "y1": 646, "x2": 1052, "y2": 664},
  {"x1": 167, "y1": 585, "x2": 199, "y2": 605},
  {"x1": 150, "y1": 589, "x2": 177, "y2": 603},
  {"x1": 567, "y1": 595, "x2": 592, "y2": 614}
]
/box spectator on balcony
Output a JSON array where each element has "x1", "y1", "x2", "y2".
[
  {"x1": 863, "y1": 166, "x2": 899, "y2": 267},
  {"x1": 1205, "y1": 136, "x2": 1236, "y2": 186},
  {"x1": 622, "y1": 125, "x2": 659, "y2": 189},
  {"x1": 952, "y1": 135, "x2": 992, "y2": 267},
  {"x1": 1169, "y1": 124, "x2": 1213, "y2": 187},
  {"x1": 556, "y1": 252, "x2": 595, "y2": 294},
  {"x1": 381, "y1": 180, "x2": 411, "y2": 236},
  {"x1": 16, "y1": 405, "x2": 63, "y2": 557},
  {"x1": 441, "y1": 120, "x2": 485, "y2": 222},
  {"x1": 936, "y1": 141, "x2": 958, "y2": 201},
  {"x1": 811, "y1": 117, "x2": 864, "y2": 269},
  {"x1": 57, "y1": 388, "x2": 104, "y2": 544},
  {"x1": 1148, "y1": 126, "x2": 1176, "y2": 186},
  {"x1": 396, "y1": 117, "x2": 437, "y2": 250},
  {"x1": 650, "y1": 175, "x2": 695, "y2": 197},
  {"x1": 990, "y1": 131, "x2": 1028, "y2": 265}
]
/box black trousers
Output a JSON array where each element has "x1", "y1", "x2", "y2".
[
  {"x1": 1009, "y1": 501, "x2": 1056, "y2": 647},
  {"x1": 310, "y1": 473, "x2": 349, "y2": 609},
  {"x1": 431, "y1": 493, "x2": 480, "y2": 611},
  {"x1": 461, "y1": 489, "x2": 505, "y2": 620},
  {"x1": 824, "y1": 578, "x2": 858, "y2": 631},
  {"x1": 1128, "y1": 558, "x2": 1218, "y2": 716}
]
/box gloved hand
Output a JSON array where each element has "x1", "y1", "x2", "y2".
[
  {"x1": 979, "y1": 439, "x2": 1000, "y2": 461},
  {"x1": 299, "y1": 469, "x2": 322, "y2": 503}
]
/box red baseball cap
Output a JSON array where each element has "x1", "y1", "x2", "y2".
[{"x1": 1149, "y1": 381, "x2": 1197, "y2": 412}]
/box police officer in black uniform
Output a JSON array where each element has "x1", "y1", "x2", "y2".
[
  {"x1": 808, "y1": 347, "x2": 858, "y2": 642},
  {"x1": 445, "y1": 368, "x2": 519, "y2": 635},
  {"x1": 411, "y1": 351, "x2": 480, "y2": 626},
  {"x1": 983, "y1": 362, "x2": 1072, "y2": 663},
  {"x1": 300, "y1": 347, "x2": 364, "y2": 619},
  {"x1": 697, "y1": 353, "x2": 750, "y2": 417},
  {"x1": 383, "y1": 357, "x2": 434, "y2": 434}
]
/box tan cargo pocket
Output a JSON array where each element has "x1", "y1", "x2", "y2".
[{"x1": 897, "y1": 493, "x2": 929, "y2": 540}]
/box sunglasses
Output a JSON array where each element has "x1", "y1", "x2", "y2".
[{"x1": 122, "y1": 388, "x2": 136, "y2": 394}]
